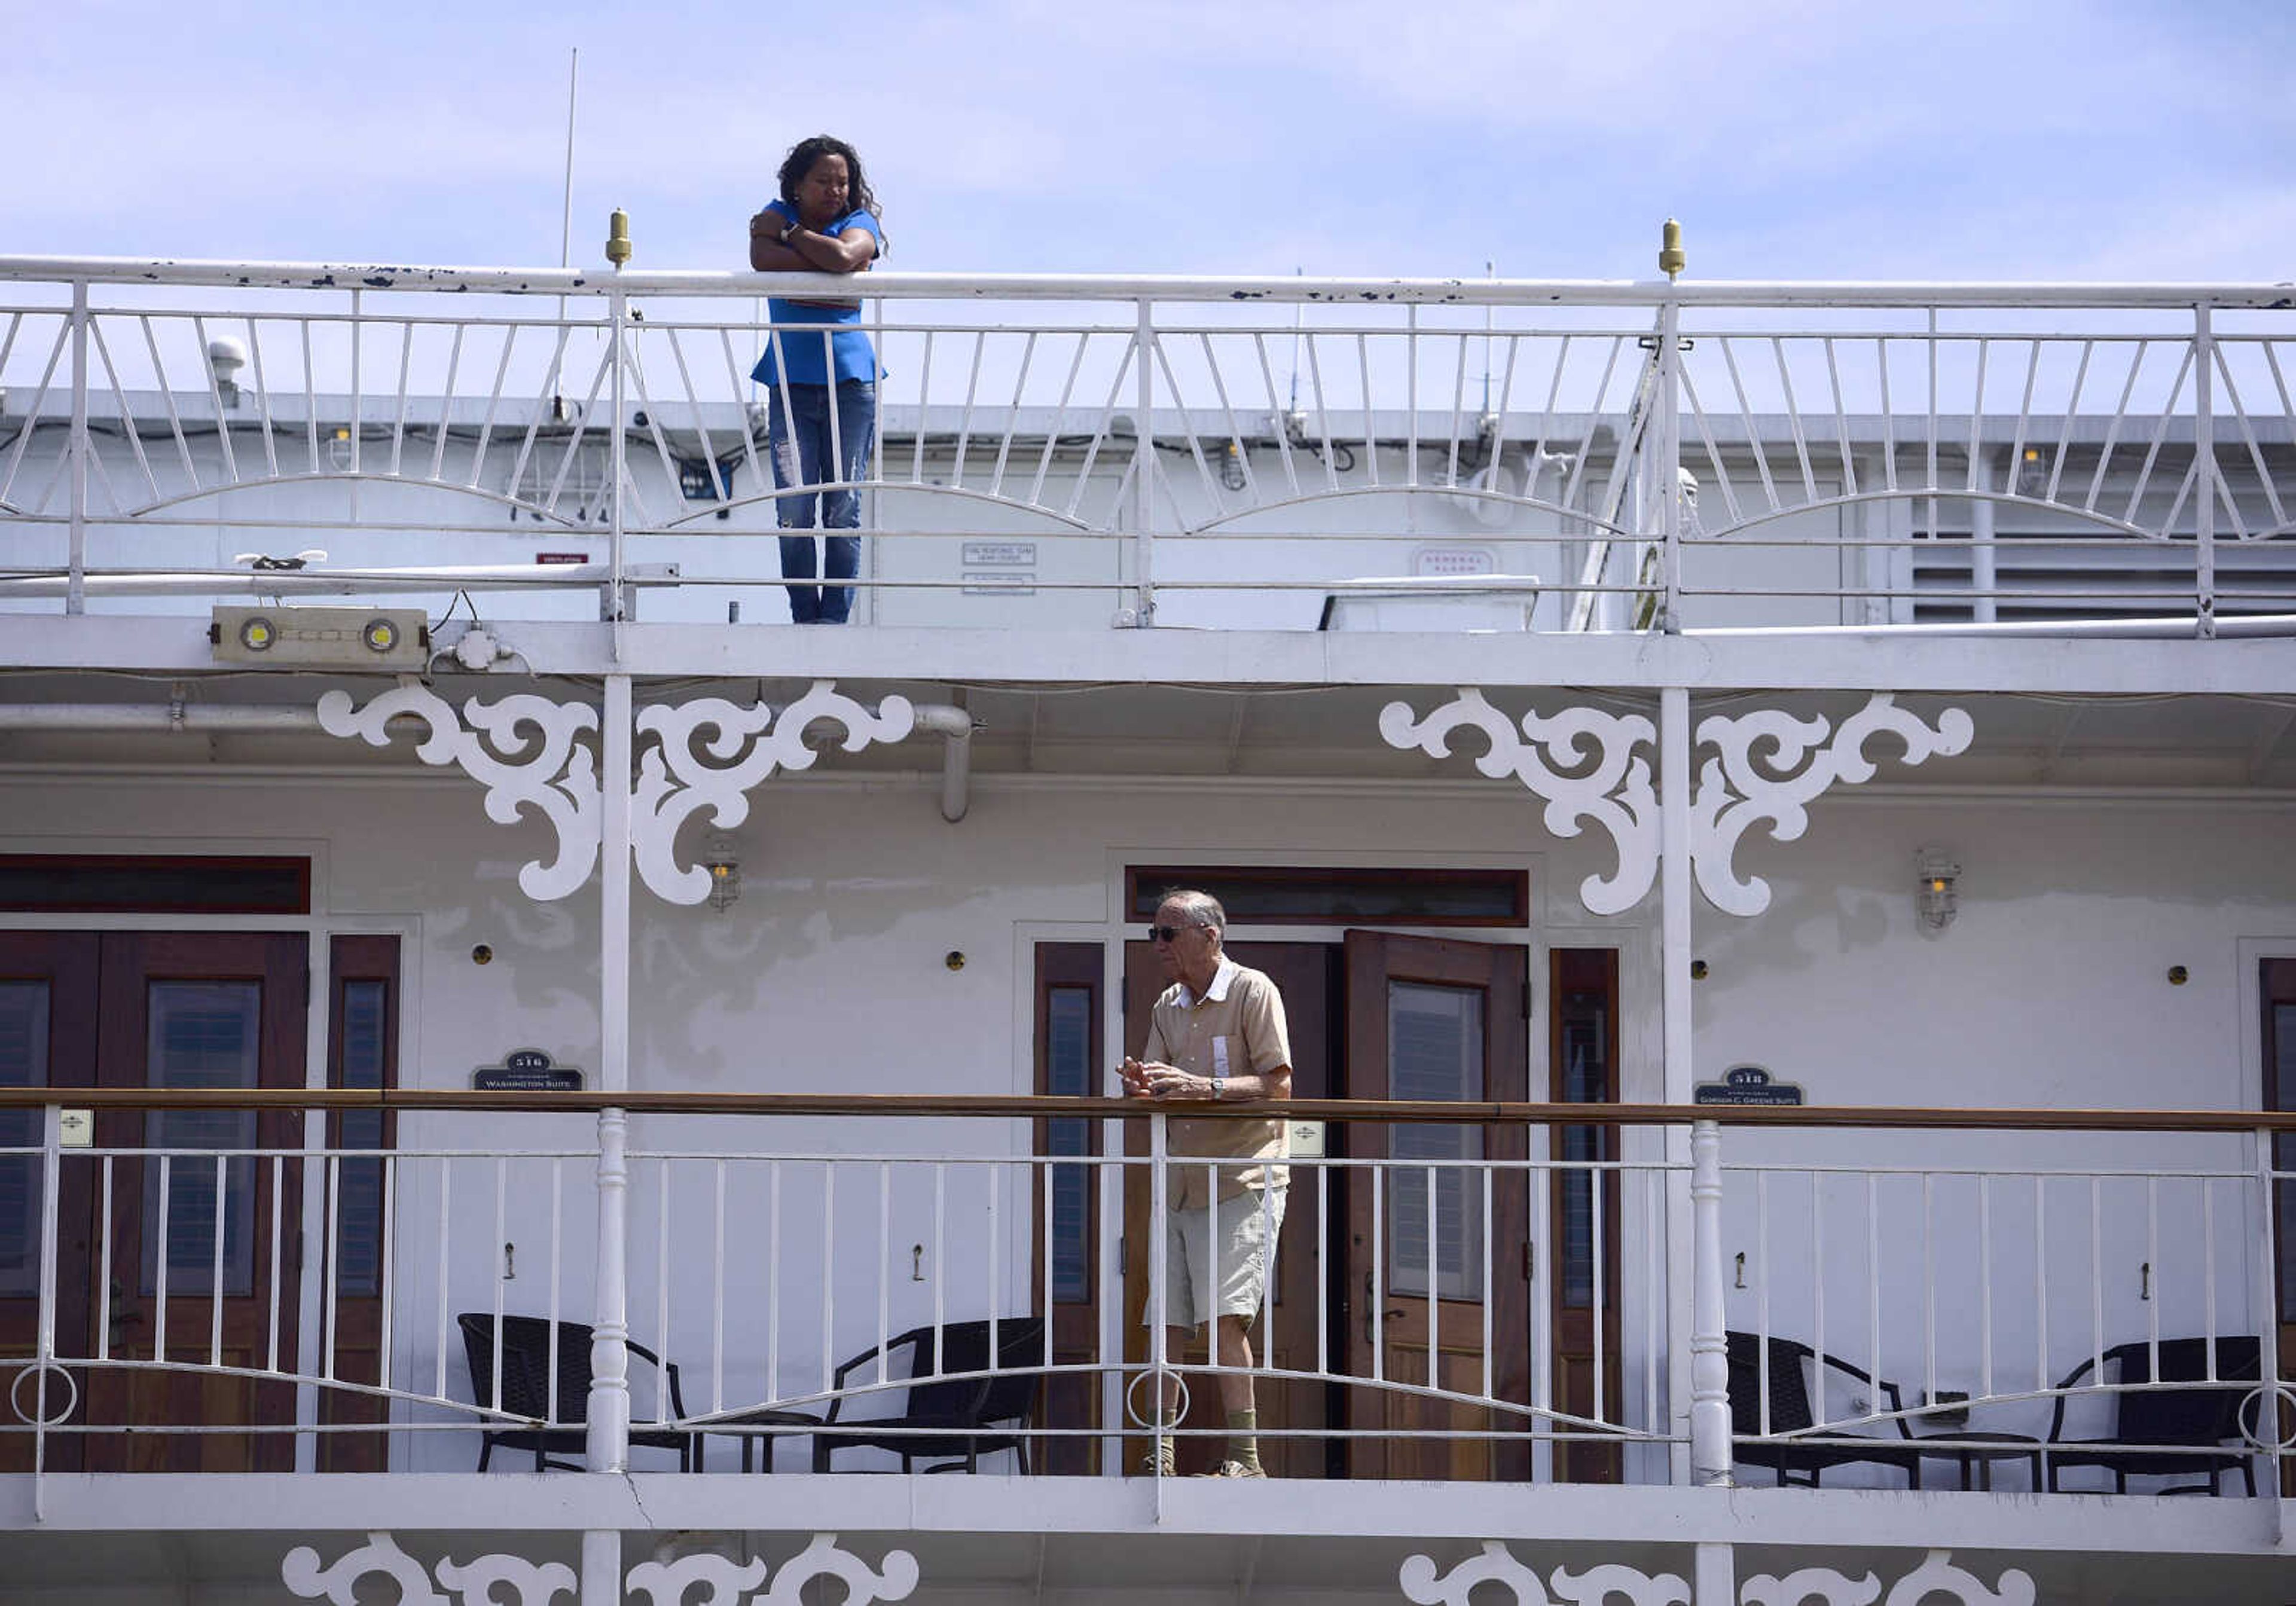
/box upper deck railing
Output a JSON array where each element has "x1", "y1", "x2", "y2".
[{"x1": 2, "y1": 256, "x2": 2294, "y2": 634}]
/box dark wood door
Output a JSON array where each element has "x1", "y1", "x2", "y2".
[
  {"x1": 0, "y1": 933, "x2": 99, "y2": 1473},
  {"x1": 2265, "y1": 957, "x2": 2296, "y2": 1478},
  {"x1": 1549, "y1": 948, "x2": 1623, "y2": 1482},
  {"x1": 316, "y1": 935, "x2": 398, "y2": 1471},
  {"x1": 83, "y1": 932, "x2": 307, "y2": 1472},
  {"x1": 1120, "y1": 940, "x2": 1334, "y2": 1477},
  {"x1": 1342, "y1": 931, "x2": 1530, "y2": 1481}
]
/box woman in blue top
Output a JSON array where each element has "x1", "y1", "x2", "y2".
[{"x1": 748, "y1": 136, "x2": 886, "y2": 624}]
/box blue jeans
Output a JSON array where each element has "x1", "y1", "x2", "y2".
[{"x1": 766, "y1": 380, "x2": 875, "y2": 624}]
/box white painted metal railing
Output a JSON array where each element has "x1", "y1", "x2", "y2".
[
  {"x1": 1, "y1": 1095, "x2": 2286, "y2": 1494},
  {"x1": 2, "y1": 258, "x2": 2292, "y2": 631}
]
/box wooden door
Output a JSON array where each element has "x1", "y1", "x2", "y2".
[
  {"x1": 1549, "y1": 948, "x2": 1622, "y2": 1482},
  {"x1": 1032, "y1": 942, "x2": 1104, "y2": 1475},
  {"x1": 0, "y1": 933, "x2": 99, "y2": 1473},
  {"x1": 1342, "y1": 931, "x2": 1530, "y2": 1481},
  {"x1": 1120, "y1": 941, "x2": 1334, "y2": 1477},
  {"x1": 317, "y1": 935, "x2": 399, "y2": 1471},
  {"x1": 2264, "y1": 957, "x2": 2296, "y2": 1474},
  {"x1": 84, "y1": 932, "x2": 307, "y2": 1472}
]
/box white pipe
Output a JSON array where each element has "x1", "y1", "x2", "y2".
[
  {"x1": 1686, "y1": 612, "x2": 2296, "y2": 640},
  {"x1": 0, "y1": 702, "x2": 980, "y2": 824},
  {"x1": 0, "y1": 563, "x2": 644, "y2": 599}
]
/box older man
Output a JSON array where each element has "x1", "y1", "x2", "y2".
[{"x1": 1119, "y1": 889, "x2": 1292, "y2": 1478}]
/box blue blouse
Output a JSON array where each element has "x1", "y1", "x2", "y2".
[{"x1": 749, "y1": 201, "x2": 885, "y2": 388}]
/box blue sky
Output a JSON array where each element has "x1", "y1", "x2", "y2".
[{"x1": 10, "y1": 0, "x2": 2294, "y2": 283}]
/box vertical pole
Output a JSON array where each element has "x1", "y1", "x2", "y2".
[
  {"x1": 609, "y1": 277, "x2": 630, "y2": 642},
  {"x1": 1149, "y1": 1109, "x2": 1169, "y2": 1495},
  {"x1": 1689, "y1": 1120, "x2": 1731, "y2": 1485},
  {"x1": 581, "y1": 1530, "x2": 622, "y2": 1606},
  {"x1": 1131, "y1": 298, "x2": 1156, "y2": 627},
  {"x1": 1656, "y1": 298, "x2": 1683, "y2": 634},
  {"x1": 32, "y1": 1104, "x2": 62, "y2": 1516},
  {"x1": 1660, "y1": 684, "x2": 1700, "y2": 1482},
  {"x1": 1693, "y1": 1542, "x2": 1735, "y2": 1606},
  {"x1": 65, "y1": 282, "x2": 88, "y2": 616},
  {"x1": 2194, "y1": 304, "x2": 2216, "y2": 640},
  {"x1": 587, "y1": 673, "x2": 633, "y2": 1479},
  {"x1": 2256, "y1": 1128, "x2": 2285, "y2": 1502}
]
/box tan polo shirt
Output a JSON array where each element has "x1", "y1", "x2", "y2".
[{"x1": 1141, "y1": 955, "x2": 1291, "y2": 1205}]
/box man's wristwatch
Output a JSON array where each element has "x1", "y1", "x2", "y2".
[{"x1": 1210, "y1": 1074, "x2": 1225, "y2": 1101}]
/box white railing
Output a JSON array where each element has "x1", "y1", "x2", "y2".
[
  {"x1": 0, "y1": 1094, "x2": 2286, "y2": 1494},
  {"x1": 2, "y1": 257, "x2": 2292, "y2": 632}
]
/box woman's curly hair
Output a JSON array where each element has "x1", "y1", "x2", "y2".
[{"x1": 778, "y1": 135, "x2": 880, "y2": 225}]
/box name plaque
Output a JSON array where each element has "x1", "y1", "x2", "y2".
[
  {"x1": 1692, "y1": 1064, "x2": 1804, "y2": 1106},
  {"x1": 472, "y1": 1048, "x2": 585, "y2": 1093}
]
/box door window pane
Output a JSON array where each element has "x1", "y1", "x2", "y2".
[
  {"x1": 1045, "y1": 985, "x2": 1094, "y2": 1302},
  {"x1": 0, "y1": 982, "x2": 48, "y2": 1297},
  {"x1": 334, "y1": 979, "x2": 388, "y2": 1298},
  {"x1": 1558, "y1": 985, "x2": 1614, "y2": 1308},
  {"x1": 1387, "y1": 981, "x2": 1485, "y2": 1300},
  {"x1": 142, "y1": 982, "x2": 259, "y2": 1297}
]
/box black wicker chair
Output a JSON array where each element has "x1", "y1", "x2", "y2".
[
  {"x1": 1726, "y1": 1330, "x2": 1923, "y2": 1488},
  {"x1": 458, "y1": 1312, "x2": 701, "y2": 1471},
  {"x1": 811, "y1": 1317, "x2": 1046, "y2": 1473},
  {"x1": 2043, "y1": 1336, "x2": 2261, "y2": 1495}
]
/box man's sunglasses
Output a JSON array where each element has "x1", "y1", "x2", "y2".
[{"x1": 1147, "y1": 924, "x2": 1200, "y2": 943}]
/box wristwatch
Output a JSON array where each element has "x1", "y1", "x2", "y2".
[
  {"x1": 778, "y1": 218, "x2": 801, "y2": 245},
  {"x1": 1210, "y1": 1074, "x2": 1226, "y2": 1101}
]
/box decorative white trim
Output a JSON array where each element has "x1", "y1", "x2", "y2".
[
  {"x1": 317, "y1": 679, "x2": 915, "y2": 905},
  {"x1": 317, "y1": 682, "x2": 600, "y2": 902},
  {"x1": 1400, "y1": 1540, "x2": 1688, "y2": 1606},
  {"x1": 1741, "y1": 1568, "x2": 1882, "y2": 1606},
  {"x1": 1690, "y1": 694, "x2": 1973, "y2": 915},
  {"x1": 285, "y1": 1531, "x2": 914, "y2": 1606},
  {"x1": 1379, "y1": 690, "x2": 1972, "y2": 917},
  {"x1": 1380, "y1": 691, "x2": 1659, "y2": 916},
  {"x1": 635, "y1": 681, "x2": 915, "y2": 905},
  {"x1": 1742, "y1": 1552, "x2": 2032, "y2": 1606}
]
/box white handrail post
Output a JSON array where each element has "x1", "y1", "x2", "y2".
[
  {"x1": 2254, "y1": 1126, "x2": 2284, "y2": 1501},
  {"x1": 1130, "y1": 297, "x2": 1156, "y2": 627},
  {"x1": 1657, "y1": 295, "x2": 1683, "y2": 634},
  {"x1": 2194, "y1": 303, "x2": 2216, "y2": 641},
  {"x1": 1689, "y1": 1119, "x2": 1732, "y2": 1486},
  {"x1": 65, "y1": 282, "x2": 88, "y2": 617},
  {"x1": 32, "y1": 1103, "x2": 63, "y2": 1513},
  {"x1": 1660, "y1": 683, "x2": 1704, "y2": 1484},
  {"x1": 1149, "y1": 1109, "x2": 1170, "y2": 1475},
  {"x1": 587, "y1": 671, "x2": 634, "y2": 1477}
]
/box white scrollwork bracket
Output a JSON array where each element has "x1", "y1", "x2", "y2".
[
  {"x1": 624, "y1": 1550, "x2": 768, "y2": 1606},
  {"x1": 1381, "y1": 690, "x2": 1971, "y2": 919},
  {"x1": 1741, "y1": 1568, "x2": 1882, "y2": 1606},
  {"x1": 756, "y1": 1532, "x2": 920, "y2": 1606},
  {"x1": 1882, "y1": 1552, "x2": 2034, "y2": 1606},
  {"x1": 1691, "y1": 694, "x2": 1972, "y2": 917},
  {"x1": 634, "y1": 681, "x2": 915, "y2": 905},
  {"x1": 283, "y1": 1532, "x2": 450, "y2": 1606},
  {"x1": 1400, "y1": 1542, "x2": 1687, "y2": 1606},
  {"x1": 317, "y1": 682, "x2": 602, "y2": 901},
  {"x1": 317, "y1": 679, "x2": 915, "y2": 906},
  {"x1": 1381, "y1": 691, "x2": 1660, "y2": 916}
]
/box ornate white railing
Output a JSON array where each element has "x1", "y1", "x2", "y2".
[
  {"x1": 0, "y1": 1093, "x2": 2286, "y2": 1494},
  {"x1": 2, "y1": 257, "x2": 2292, "y2": 631}
]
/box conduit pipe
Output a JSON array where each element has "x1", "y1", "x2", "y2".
[{"x1": 0, "y1": 700, "x2": 981, "y2": 821}]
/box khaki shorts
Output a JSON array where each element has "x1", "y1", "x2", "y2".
[{"x1": 1143, "y1": 1186, "x2": 1287, "y2": 1332}]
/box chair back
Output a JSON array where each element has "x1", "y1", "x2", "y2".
[
  {"x1": 905, "y1": 1317, "x2": 1048, "y2": 1424},
  {"x1": 2106, "y1": 1336, "x2": 2260, "y2": 1448},
  {"x1": 459, "y1": 1313, "x2": 593, "y2": 1424},
  {"x1": 1726, "y1": 1331, "x2": 1817, "y2": 1436}
]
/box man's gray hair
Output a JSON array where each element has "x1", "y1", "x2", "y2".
[{"x1": 1158, "y1": 888, "x2": 1226, "y2": 935}]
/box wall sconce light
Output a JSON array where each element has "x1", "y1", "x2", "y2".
[
  {"x1": 701, "y1": 833, "x2": 740, "y2": 912},
  {"x1": 1915, "y1": 848, "x2": 1959, "y2": 931}
]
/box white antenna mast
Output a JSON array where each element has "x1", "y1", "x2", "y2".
[{"x1": 558, "y1": 48, "x2": 580, "y2": 274}]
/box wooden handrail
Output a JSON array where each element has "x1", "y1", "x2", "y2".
[{"x1": 0, "y1": 1085, "x2": 2291, "y2": 1132}]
